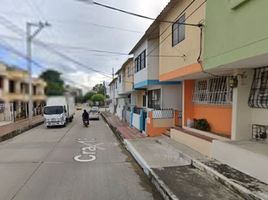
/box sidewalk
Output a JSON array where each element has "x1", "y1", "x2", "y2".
[
  {"x1": 102, "y1": 112, "x2": 268, "y2": 200},
  {"x1": 0, "y1": 115, "x2": 44, "y2": 142},
  {"x1": 102, "y1": 112, "x2": 146, "y2": 140}
]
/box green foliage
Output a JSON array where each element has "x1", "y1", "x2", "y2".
[
  {"x1": 91, "y1": 94, "x2": 105, "y2": 103},
  {"x1": 194, "y1": 119, "x2": 211, "y2": 132},
  {"x1": 83, "y1": 91, "x2": 96, "y2": 103},
  {"x1": 92, "y1": 84, "x2": 106, "y2": 95},
  {"x1": 40, "y1": 70, "x2": 64, "y2": 96}
]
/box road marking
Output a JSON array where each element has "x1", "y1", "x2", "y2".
[{"x1": 74, "y1": 138, "x2": 98, "y2": 162}]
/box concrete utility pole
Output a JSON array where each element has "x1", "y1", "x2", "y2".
[{"x1": 26, "y1": 21, "x2": 50, "y2": 123}]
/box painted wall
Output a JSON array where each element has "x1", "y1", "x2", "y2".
[
  {"x1": 232, "y1": 69, "x2": 268, "y2": 140},
  {"x1": 204, "y1": 0, "x2": 268, "y2": 70},
  {"x1": 132, "y1": 113, "x2": 141, "y2": 130},
  {"x1": 162, "y1": 84, "x2": 182, "y2": 110},
  {"x1": 131, "y1": 90, "x2": 144, "y2": 108},
  {"x1": 123, "y1": 60, "x2": 134, "y2": 93},
  {"x1": 184, "y1": 80, "x2": 232, "y2": 136},
  {"x1": 147, "y1": 38, "x2": 160, "y2": 80},
  {"x1": 159, "y1": 0, "x2": 206, "y2": 81}
]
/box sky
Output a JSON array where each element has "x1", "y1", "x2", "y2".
[{"x1": 0, "y1": 0, "x2": 169, "y2": 93}]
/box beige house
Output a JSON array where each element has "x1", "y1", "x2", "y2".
[{"x1": 0, "y1": 63, "x2": 47, "y2": 121}]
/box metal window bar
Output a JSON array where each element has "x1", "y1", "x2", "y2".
[
  {"x1": 193, "y1": 76, "x2": 232, "y2": 105},
  {"x1": 249, "y1": 67, "x2": 268, "y2": 108}
]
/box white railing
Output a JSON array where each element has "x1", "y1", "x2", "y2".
[{"x1": 152, "y1": 109, "x2": 173, "y2": 119}]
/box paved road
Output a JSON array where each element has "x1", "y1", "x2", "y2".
[{"x1": 0, "y1": 111, "x2": 162, "y2": 200}]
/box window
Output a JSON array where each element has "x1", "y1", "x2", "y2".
[
  {"x1": 148, "y1": 89, "x2": 161, "y2": 109},
  {"x1": 249, "y1": 67, "x2": 268, "y2": 108},
  {"x1": 128, "y1": 65, "x2": 134, "y2": 77},
  {"x1": 172, "y1": 14, "x2": 185, "y2": 46},
  {"x1": 193, "y1": 76, "x2": 232, "y2": 105},
  {"x1": 9, "y1": 80, "x2": 15, "y2": 93},
  {"x1": 118, "y1": 75, "x2": 121, "y2": 83},
  {"x1": 142, "y1": 95, "x2": 146, "y2": 107},
  {"x1": 134, "y1": 50, "x2": 146, "y2": 73}
]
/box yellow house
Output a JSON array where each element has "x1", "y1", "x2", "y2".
[
  {"x1": 0, "y1": 63, "x2": 47, "y2": 120},
  {"x1": 158, "y1": 0, "x2": 205, "y2": 82}
]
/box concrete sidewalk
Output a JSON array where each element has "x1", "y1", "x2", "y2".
[
  {"x1": 101, "y1": 112, "x2": 146, "y2": 140},
  {"x1": 103, "y1": 112, "x2": 268, "y2": 200},
  {"x1": 0, "y1": 116, "x2": 44, "y2": 142}
]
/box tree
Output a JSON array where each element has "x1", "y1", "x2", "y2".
[
  {"x1": 92, "y1": 84, "x2": 106, "y2": 95},
  {"x1": 91, "y1": 94, "x2": 105, "y2": 105},
  {"x1": 83, "y1": 91, "x2": 96, "y2": 103},
  {"x1": 40, "y1": 70, "x2": 65, "y2": 96}
]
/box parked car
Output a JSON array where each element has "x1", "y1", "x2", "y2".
[{"x1": 89, "y1": 107, "x2": 100, "y2": 120}]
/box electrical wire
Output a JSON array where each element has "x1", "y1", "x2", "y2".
[
  {"x1": 77, "y1": 0, "x2": 202, "y2": 27},
  {"x1": 0, "y1": 40, "x2": 91, "y2": 88},
  {"x1": 0, "y1": 15, "x2": 113, "y2": 78}
]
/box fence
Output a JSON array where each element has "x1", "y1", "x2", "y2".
[{"x1": 152, "y1": 109, "x2": 174, "y2": 119}]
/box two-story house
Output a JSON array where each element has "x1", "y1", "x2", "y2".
[
  {"x1": 202, "y1": 0, "x2": 268, "y2": 184},
  {"x1": 129, "y1": 19, "x2": 182, "y2": 112},
  {"x1": 115, "y1": 58, "x2": 134, "y2": 120},
  {"x1": 0, "y1": 63, "x2": 47, "y2": 121}
]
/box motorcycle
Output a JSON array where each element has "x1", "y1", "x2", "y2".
[{"x1": 83, "y1": 119, "x2": 89, "y2": 127}]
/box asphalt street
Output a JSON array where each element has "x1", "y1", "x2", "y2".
[{"x1": 0, "y1": 111, "x2": 162, "y2": 200}]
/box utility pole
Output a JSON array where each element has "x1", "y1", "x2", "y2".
[{"x1": 26, "y1": 21, "x2": 50, "y2": 124}]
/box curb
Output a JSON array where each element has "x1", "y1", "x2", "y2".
[
  {"x1": 102, "y1": 112, "x2": 179, "y2": 200},
  {"x1": 0, "y1": 120, "x2": 44, "y2": 142},
  {"x1": 192, "y1": 159, "x2": 266, "y2": 200},
  {"x1": 101, "y1": 113, "x2": 124, "y2": 142},
  {"x1": 124, "y1": 139, "x2": 179, "y2": 200}
]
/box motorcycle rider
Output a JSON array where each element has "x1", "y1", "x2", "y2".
[{"x1": 82, "y1": 109, "x2": 89, "y2": 125}]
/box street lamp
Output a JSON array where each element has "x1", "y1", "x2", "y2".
[{"x1": 26, "y1": 21, "x2": 50, "y2": 124}]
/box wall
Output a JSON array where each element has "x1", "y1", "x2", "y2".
[
  {"x1": 132, "y1": 113, "x2": 140, "y2": 130},
  {"x1": 147, "y1": 38, "x2": 160, "y2": 81},
  {"x1": 232, "y1": 69, "x2": 268, "y2": 140},
  {"x1": 116, "y1": 98, "x2": 125, "y2": 120},
  {"x1": 124, "y1": 60, "x2": 134, "y2": 93},
  {"x1": 204, "y1": 0, "x2": 268, "y2": 70},
  {"x1": 131, "y1": 90, "x2": 144, "y2": 108},
  {"x1": 184, "y1": 80, "x2": 232, "y2": 136},
  {"x1": 162, "y1": 84, "x2": 182, "y2": 110},
  {"x1": 159, "y1": 0, "x2": 205, "y2": 81}
]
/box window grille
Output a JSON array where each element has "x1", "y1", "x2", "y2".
[
  {"x1": 134, "y1": 50, "x2": 146, "y2": 73},
  {"x1": 248, "y1": 67, "x2": 268, "y2": 108},
  {"x1": 193, "y1": 76, "x2": 232, "y2": 105}
]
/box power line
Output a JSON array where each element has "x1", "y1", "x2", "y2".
[
  {"x1": 77, "y1": 0, "x2": 202, "y2": 27},
  {"x1": 0, "y1": 40, "x2": 91, "y2": 88},
  {"x1": 0, "y1": 15, "x2": 113, "y2": 78}
]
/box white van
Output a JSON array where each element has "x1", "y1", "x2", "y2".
[{"x1": 44, "y1": 96, "x2": 75, "y2": 127}]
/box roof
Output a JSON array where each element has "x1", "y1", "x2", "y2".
[
  {"x1": 108, "y1": 77, "x2": 118, "y2": 86},
  {"x1": 129, "y1": 0, "x2": 178, "y2": 55},
  {"x1": 115, "y1": 57, "x2": 133, "y2": 75}
]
